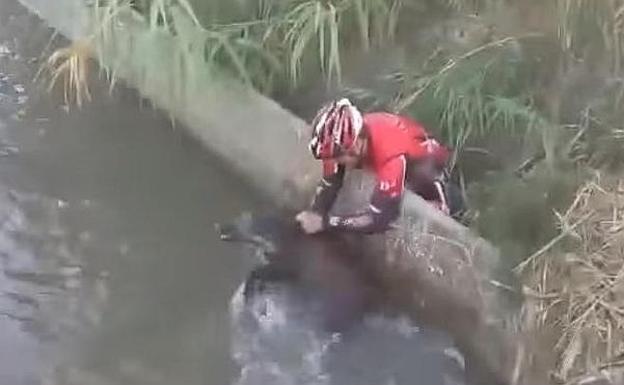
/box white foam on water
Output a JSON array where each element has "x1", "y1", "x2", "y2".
[
  {"x1": 229, "y1": 279, "x2": 468, "y2": 385},
  {"x1": 230, "y1": 282, "x2": 336, "y2": 385}
]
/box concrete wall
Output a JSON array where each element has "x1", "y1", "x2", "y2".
[{"x1": 18, "y1": 0, "x2": 88, "y2": 40}]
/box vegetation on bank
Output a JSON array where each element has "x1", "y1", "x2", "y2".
[
  {"x1": 517, "y1": 175, "x2": 624, "y2": 384},
  {"x1": 39, "y1": 1, "x2": 624, "y2": 383}
]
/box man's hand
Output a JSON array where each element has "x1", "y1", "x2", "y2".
[{"x1": 295, "y1": 211, "x2": 324, "y2": 234}]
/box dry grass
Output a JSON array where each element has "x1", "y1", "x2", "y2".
[
  {"x1": 516, "y1": 174, "x2": 624, "y2": 384},
  {"x1": 35, "y1": 39, "x2": 95, "y2": 108}
]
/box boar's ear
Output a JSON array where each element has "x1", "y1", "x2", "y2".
[{"x1": 214, "y1": 211, "x2": 256, "y2": 243}]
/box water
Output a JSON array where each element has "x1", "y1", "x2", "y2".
[
  {"x1": 0, "y1": 1, "x2": 465, "y2": 384},
  {"x1": 230, "y1": 282, "x2": 465, "y2": 385}
]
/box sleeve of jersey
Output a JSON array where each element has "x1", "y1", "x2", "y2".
[
  {"x1": 310, "y1": 160, "x2": 345, "y2": 214},
  {"x1": 323, "y1": 156, "x2": 405, "y2": 233}
]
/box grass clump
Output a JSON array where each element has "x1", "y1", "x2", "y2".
[{"x1": 516, "y1": 175, "x2": 624, "y2": 383}]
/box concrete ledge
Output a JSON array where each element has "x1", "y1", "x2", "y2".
[{"x1": 18, "y1": 0, "x2": 88, "y2": 40}]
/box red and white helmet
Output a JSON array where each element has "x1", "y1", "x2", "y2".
[{"x1": 308, "y1": 98, "x2": 364, "y2": 159}]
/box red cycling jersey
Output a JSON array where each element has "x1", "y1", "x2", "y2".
[{"x1": 311, "y1": 112, "x2": 450, "y2": 233}]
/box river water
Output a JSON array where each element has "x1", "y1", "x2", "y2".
[{"x1": 0, "y1": 2, "x2": 465, "y2": 385}]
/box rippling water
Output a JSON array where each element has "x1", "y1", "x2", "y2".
[{"x1": 229, "y1": 279, "x2": 466, "y2": 385}]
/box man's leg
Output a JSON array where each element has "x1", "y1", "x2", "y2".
[
  {"x1": 443, "y1": 179, "x2": 467, "y2": 222},
  {"x1": 406, "y1": 160, "x2": 466, "y2": 220}
]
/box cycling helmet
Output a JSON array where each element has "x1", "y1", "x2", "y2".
[{"x1": 308, "y1": 98, "x2": 363, "y2": 159}]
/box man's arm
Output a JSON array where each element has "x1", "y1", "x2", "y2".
[
  {"x1": 310, "y1": 160, "x2": 346, "y2": 214},
  {"x1": 323, "y1": 156, "x2": 406, "y2": 233}
]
